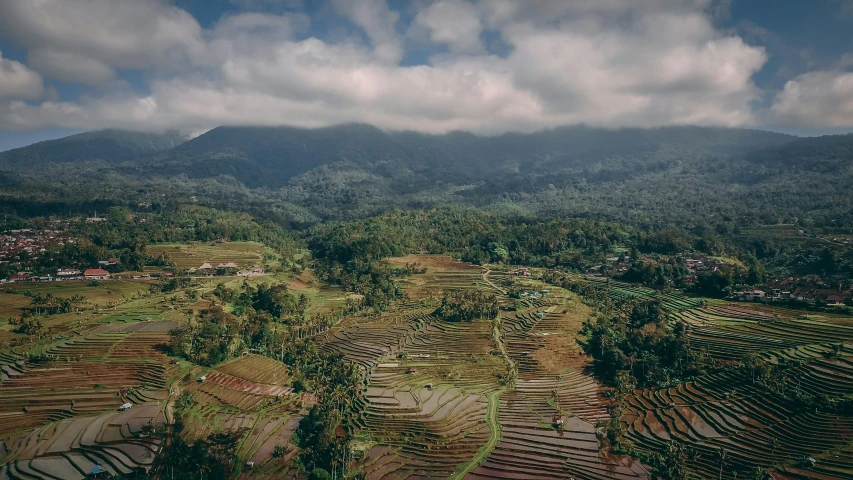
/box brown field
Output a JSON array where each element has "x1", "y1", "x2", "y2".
[
  {"x1": 384, "y1": 254, "x2": 481, "y2": 271},
  {"x1": 147, "y1": 241, "x2": 273, "y2": 270}
]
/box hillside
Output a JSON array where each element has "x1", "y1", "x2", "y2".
[
  {"x1": 0, "y1": 129, "x2": 186, "y2": 169},
  {"x1": 140, "y1": 124, "x2": 795, "y2": 189},
  {"x1": 4, "y1": 124, "x2": 853, "y2": 230}
]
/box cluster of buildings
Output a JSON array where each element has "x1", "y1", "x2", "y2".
[
  {"x1": 187, "y1": 262, "x2": 238, "y2": 275},
  {"x1": 0, "y1": 229, "x2": 76, "y2": 264},
  {"x1": 681, "y1": 256, "x2": 727, "y2": 273},
  {"x1": 587, "y1": 253, "x2": 729, "y2": 280},
  {"x1": 185, "y1": 262, "x2": 264, "y2": 277},
  {"x1": 732, "y1": 279, "x2": 852, "y2": 307},
  {"x1": 3, "y1": 268, "x2": 112, "y2": 283}
]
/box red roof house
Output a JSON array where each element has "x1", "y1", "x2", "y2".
[{"x1": 84, "y1": 268, "x2": 111, "y2": 280}]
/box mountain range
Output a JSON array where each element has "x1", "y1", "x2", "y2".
[{"x1": 0, "y1": 124, "x2": 851, "y2": 228}]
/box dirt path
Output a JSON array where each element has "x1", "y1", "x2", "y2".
[
  {"x1": 165, "y1": 379, "x2": 181, "y2": 425},
  {"x1": 449, "y1": 390, "x2": 502, "y2": 479},
  {"x1": 481, "y1": 268, "x2": 506, "y2": 295}
]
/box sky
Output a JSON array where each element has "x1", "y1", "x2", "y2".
[{"x1": 1, "y1": 0, "x2": 852, "y2": 151}]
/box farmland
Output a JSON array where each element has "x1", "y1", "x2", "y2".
[
  {"x1": 146, "y1": 241, "x2": 275, "y2": 271},
  {"x1": 569, "y1": 274, "x2": 853, "y2": 479},
  {"x1": 2, "y1": 252, "x2": 853, "y2": 479}
]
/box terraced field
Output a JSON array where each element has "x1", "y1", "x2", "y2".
[
  {"x1": 147, "y1": 241, "x2": 271, "y2": 270},
  {"x1": 0, "y1": 403, "x2": 166, "y2": 479},
  {"x1": 574, "y1": 276, "x2": 853, "y2": 478},
  {"x1": 5, "y1": 255, "x2": 851, "y2": 479},
  {"x1": 314, "y1": 260, "x2": 649, "y2": 479}
]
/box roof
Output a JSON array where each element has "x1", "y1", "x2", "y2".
[
  {"x1": 91, "y1": 465, "x2": 105, "y2": 474},
  {"x1": 223, "y1": 262, "x2": 238, "y2": 268},
  {"x1": 84, "y1": 268, "x2": 109, "y2": 275},
  {"x1": 199, "y1": 263, "x2": 213, "y2": 269}
]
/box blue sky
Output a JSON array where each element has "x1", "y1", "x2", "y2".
[{"x1": 1, "y1": 0, "x2": 852, "y2": 151}]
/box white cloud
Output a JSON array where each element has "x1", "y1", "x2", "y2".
[
  {"x1": 0, "y1": 0, "x2": 205, "y2": 82},
  {"x1": 331, "y1": 0, "x2": 403, "y2": 63},
  {"x1": 411, "y1": 0, "x2": 484, "y2": 54},
  {"x1": 0, "y1": 0, "x2": 779, "y2": 133},
  {"x1": 0, "y1": 52, "x2": 44, "y2": 100},
  {"x1": 771, "y1": 70, "x2": 853, "y2": 128}
]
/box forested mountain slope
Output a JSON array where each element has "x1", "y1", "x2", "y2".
[
  {"x1": 0, "y1": 130, "x2": 185, "y2": 169},
  {"x1": 141, "y1": 124, "x2": 794, "y2": 188},
  {"x1": 2, "y1": 124, "x2": 852, "y2": 232}
]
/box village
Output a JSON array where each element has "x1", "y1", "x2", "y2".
[
  {"x1": 732, "y1": 279, "x2": 853, "y2": 307},
  {"x1": 2, "y1": 262, "x2": 266, "y2": 284},
  {"x1": 0, "y1": 228, "x2": 76, "y2": 265},
  {"x1": 1, "y1": 227, "x2": 267, "y2": 284},
  {"x1": 583, "y1": 251, "x2": 853, "y2": 309}
]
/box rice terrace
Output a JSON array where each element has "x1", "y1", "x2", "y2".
[
  {"x1": 1, "y1": 242, "x2": 852, "y2": 480},
  {"x1": 5, "y1": 0, "x2": 853, "y2": 478}
]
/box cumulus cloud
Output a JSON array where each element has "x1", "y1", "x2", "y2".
[
  {"x1": 0, "y1": 0, "x2": 788, "y2": 133},
  {"x1": 0, "y1": 0, "x2": 205, "y2": 83},
  {"x1": 331, "y1": 0, "x2": 403, "y2": 63},
  {"x1": 410, "y1": 0, "x2": 484, "y2": 54},
  {"x1": 771, "y1": 70, "x2": 853, "y2": 128},
  {"x1": 0, "y1": 52, "x2": 44, "y2": 100}
]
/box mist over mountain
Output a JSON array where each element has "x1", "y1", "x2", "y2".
[{"x1": 1, "y1": 123, "x2": 795, "y2": 184}]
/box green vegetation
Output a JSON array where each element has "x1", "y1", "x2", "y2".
[
  {"x1": 434, "y1": 289, "x2": 499, "y2": 322},
  {"x1": 2, "y1": 125, "x2": 853, "y2": 479},
  {"x1": 580, "y1": 300, "x2": 709, "y2": 387}
]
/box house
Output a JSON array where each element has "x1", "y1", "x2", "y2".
[
  {"x1": 239, "y1": 265, "x2": 265, "y2": 277},
  {"x1": 107, "y1": 257, "x2": 119, "y2": 265},
  {"x1": 198, "y1": 375, "x2": 207, "y2": 382},
  {"x1": 198, "y1": 263, "x2": 214, "y2": 275},
  {"x1": 9, "y1": 273, "x2": 31, "y2": 282},
  {"x1": 84, "y1": 268, "x2": 111, "y2": 280},
  {"x1": 119, "y1": 403, "x2": 133, "y2": 411},
  {"x1": 734, "y1": 289, "x2": 765, "y2": 301},
  {"x1": 56, "y1": 269, "x2": 82, "y2": 280},
  {"x1": 826, "y1": 295, "x2": 846, "y2": 306},
  {"x1": 217, "y1": 262, "x2": 238, "y2": 274},
  {"x1": 98, "y1": 260, "x2": 110, "y2": 266}
]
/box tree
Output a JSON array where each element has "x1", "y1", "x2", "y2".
[
  {"x1": 652, "y1": 441, "x2": 692, "y2": 480},
  {"x1": 434, "y1": 290, "x2": 498, "y2": 322}
]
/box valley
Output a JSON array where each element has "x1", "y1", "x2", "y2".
[{"x1": 2, "y1": 249, "x2": 852, "y2": 479}]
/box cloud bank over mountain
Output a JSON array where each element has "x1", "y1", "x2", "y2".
[{"x1": 0, "y1": 0, "x2": 851, "y2": 135}]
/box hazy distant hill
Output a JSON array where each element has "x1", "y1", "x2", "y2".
[
  {"x1": 0, "y1": 129, "x2": 186, "y2": 169},
  {"x1": 134, "y1": 124, "x2": 794, "y2": 188},
  {"x1": 747, "y1": 133, "x2": 853, "y2": 172}
]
